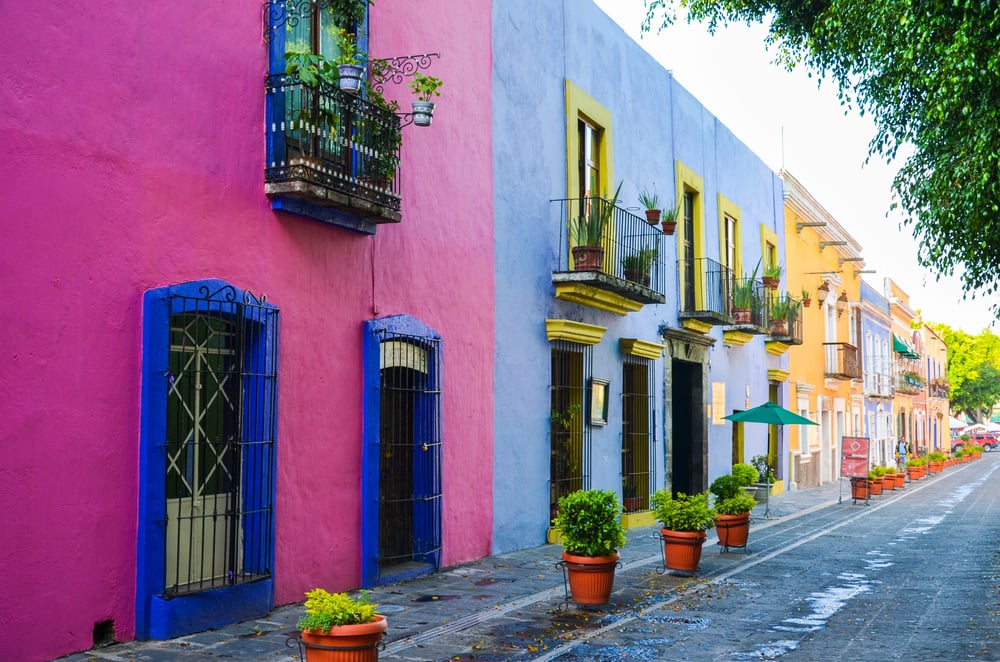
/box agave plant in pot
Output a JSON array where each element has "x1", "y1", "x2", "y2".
[
  {"x1": 297, "y1": 588, "x2": 387, "y2": 661},
  {"x1": 651, "y1": 489, "x2": 716, "y2": 574},
  {"x1": 638, "y1": 186, "x2": 661, "y2": 225},
  {"x1": 709, "y1": 463, "x2": 758, "y2": 552},
  {"x1": 568, "y1": 181, "x2": 622, "y2": 272},
  {"x1": 554, "y1": 488, "x2": 627, "y2": 605}
]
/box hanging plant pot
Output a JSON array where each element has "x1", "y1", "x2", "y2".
[
  {"x1": 660, "y1": 528, "x2": 707, "y2": 574},
  {"x1": 644, "y1": 209, "x2": 662, "y2": 225},
  {"x1": 561, "y1": 551, "x2": 619, "y2": 605},
  {"x1": 337, "y1": 64, "x2": 365, "y2": 94},
  {"x1": 411, "y1": 100, "x2": 435, "y2": 126},
  {"x1": 300, "y1": 615, "x2": 388, "y2": 662},
  {"x1": 762, "y1": 276, "x2": 779, "y2": 290},
  {"x1": 661, "y1": 219, "x2": 677, "y2": 235},
  {"x1": 802, "y1": 298, "x2": 811, "y2": 308}
]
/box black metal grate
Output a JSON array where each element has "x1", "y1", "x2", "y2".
[
  {"x1": 164, "y1": 287, "x2": 277, "y2": 596},
  {"x1": 622, "y1": 356, "x2": 655, "y2": 513},
  {"x1": 549, "y1": 341, "x2": 592, "y2": 521},
  {"x1": 377, "y1": 332, "x2": 442, "y2": 576},
  {"x1": 677, "y1": 258, "x2": 734, "y2": 323}
]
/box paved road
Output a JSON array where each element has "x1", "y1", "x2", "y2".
[{"x1": 58, "y1": 455, "x2": 1000, "y2": 661}]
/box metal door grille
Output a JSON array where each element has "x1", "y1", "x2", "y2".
[
  {"x1": 550, "y1": 341, "x2": 591, "y2": 520},
  {"x1": 622, "y1": 356, "x2": 655, "y2": 513},
  {"x1": 164, "y1": 287, "x2": 277, "y2": 596},
  {"x1": 377, "y1": 331, "x2": 442, "y2": 575}
]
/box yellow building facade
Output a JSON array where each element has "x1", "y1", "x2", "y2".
[{"x1": 781, "y1": 171, "x2": 865, "y2": 489}]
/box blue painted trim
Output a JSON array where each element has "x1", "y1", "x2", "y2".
[
  {"x1": 271, "y1": 196, "x2": 377, "y2": 235},
  {"x1": 361, "y1": 315, "x2": 442, "y2": 587},
  {"x1": 136, "y1": 279, "x2": 279, "y2": 640},
  {"x1": 148, "y1": 580, "x2": 274, "y2": 640}
]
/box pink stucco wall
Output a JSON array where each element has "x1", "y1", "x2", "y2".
[{"x1": 0, "y1": 2, "x2": 493, "y2": 660}]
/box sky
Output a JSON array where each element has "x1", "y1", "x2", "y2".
[{"x1": 593, "y1": 1, "x2": 997, "y2": 334}]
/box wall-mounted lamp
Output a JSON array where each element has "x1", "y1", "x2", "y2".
[
  {"x1": 836, "y1": 291, "x2": 849, "y2": 317},
  {"x1": 817, "y1": 281, "x2": 830, "y2": 305}
]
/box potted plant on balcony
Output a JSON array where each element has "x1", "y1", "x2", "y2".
[
  {"x1": 639, "y1": 187, "x2": 661, "y2": 225},
  {"x1": 331, "y1": 28, "x2": 367, "y2": 94},
  {"x1": 553, "y1": 488, "x2": 627, "y2": 605},
  {"x1": 283, "y1": 44, "x2": 342, "y2": 166},
  {"x1": 661, "y1": 203, "x2": 679, "y2": 235},
  {"x1": 621, "y1": 245, "x2": 657, "y2": 287},
  {"x1": 801, "y1": 288, "x2": 812, "y2": 308},
  {"x1": 651, "y1": 489, "x2": 716, "y2": 574},
  {"x1": 408, "y1": 72, "x2": 443, "y2": 126},
  {"x1": 709, "y1": 463, "x2": 758, "y2": 551},
  {"x1": 568, "y1": 181, "x2": 622, "y2": 272},
  {"x1": 769, "y1": 294, "x2": 792, "y2": 336},
  {"x1": 297, "y1": 588, "x2": 387, "y2": 661},
  {"x1": 731, "y1": 261, "x2": 760, "y2": 324},
  {"x1": 762, "y1": 262, "x2": 782, "y2": 290}
]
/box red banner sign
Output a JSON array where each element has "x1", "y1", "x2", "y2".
[{"x1": 841, "y1": 436, "x2": 870, "y2": 477}]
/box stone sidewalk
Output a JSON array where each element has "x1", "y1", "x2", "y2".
[{"x1": 59, "y1": 479, "x2": 854, "y2": 661}]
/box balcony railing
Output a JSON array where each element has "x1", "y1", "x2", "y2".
[
  {"x1": 824, "y1": 342, "x2": 860, "y2": 379},
  {"x1": 929, "y1": 381, "x2": 950, "y2": 399},
  {"x1": 766, "y1": 296, "x2": 804, "y2": 345},
  {"x1": 551, "y1": 197, "x2": 666, "y2": 304},
  {"x1": 895, "y1": 372, "x2": 925, "y2": 395},
  {"x1": 265, "y1": 74, "x2": 402, "y2": 225},
  {"x1": 678, "y1": 258, "x2": 733, "y2": 325},
  {"x1": 863, "y1": 373, "x2": 894, "y2": 397}
]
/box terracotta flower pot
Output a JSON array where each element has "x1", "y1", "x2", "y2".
[
  {"x1": 660, "y1": 528, "x2": 707, "y2": 573},
  {"x1": 561, "y1": 551, "x2": 620, "y2": 604},
  {"x1": 894, "y1": 472, "x2": 905, "y2": 488},
  {"x1": 571, "y1": 245, "x2": 604, "y2": 271},
  {"x1": 732, "y1": 308, "x2": 751, "y2": 324},
  {"x1": 882, "y1": 474, "x2": 895, "y2": 490},
  {"x1": 868, "y1": 479, "x2": 883, "y2": 495},
  {"x1": 850, "y1": 477, "x2": 869, "y2": 500},
  {"x1": 644, "y1": 209, "x2": 662, "y2": 225},
  {"x1": 715, "y1": 511, "x2": 751, "y2": 549},
  {"x1": 301, "y1": 614, "x2": 388, "y2": 662},
  {"x1": 661, "y1": 220, "x2": 677, "y2": 235}
]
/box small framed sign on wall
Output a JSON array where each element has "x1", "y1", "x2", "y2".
[{"x1": 590, "y1": 377, "x2": 609, "y2": 426}]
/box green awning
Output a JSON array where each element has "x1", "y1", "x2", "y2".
[{"x1": 893, "y1": 334, "x2": 919, "y2": 359}]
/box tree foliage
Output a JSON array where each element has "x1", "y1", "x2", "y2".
[
  {"x1": 643, "y1": 1, "x2": 1000, "y2": 318},
  {"x1": 931, "y1": 323, "x2": 1000, "y2": 421}
]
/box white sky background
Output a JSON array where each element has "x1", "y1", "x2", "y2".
[{"x1": 594, "y1": 0, "x2": 997, "y2": 334}]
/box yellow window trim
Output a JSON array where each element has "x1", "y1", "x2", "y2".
[
  {"x1": 676, "y1": 161, "x2": 706, "y2": 308},
  {"x1": 619, "y1": 338, "x2": 665, "y2": 360},
  {"x1": 768, "y1": 368, "x2": 790, "y2": 382},
  {"x1": 760, "y1": 224, "x2": 779, "y2": 273},
  {"x1": 565, "y1": 80, "x2": 614, "y2": 202},
  {"x1": 717, "y1": 194, "x2": 742, "y2": 278},
  {"x1": 545, "y1": 319, "x2": 608, "y2": 345}
]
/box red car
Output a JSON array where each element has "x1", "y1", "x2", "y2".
[{"x1": 958, "y1": 430, "x2": 998, "y2": 451}]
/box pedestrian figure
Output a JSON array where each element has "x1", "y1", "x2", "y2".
[{"x1": 897, "y1": 437, "x2": 908, "y2": 469}]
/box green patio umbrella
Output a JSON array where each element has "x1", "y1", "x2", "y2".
[{"x1": 724, "y1": 401, "x2": 817, "y2": 426}]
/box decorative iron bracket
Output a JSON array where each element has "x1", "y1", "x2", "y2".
[{"x1": 370, "y1": 53, "x2": 441, "y2": 93}]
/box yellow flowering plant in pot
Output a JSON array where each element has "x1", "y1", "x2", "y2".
[{"x1": 297, "y1": 588, "x2": 387, "y2": 661}]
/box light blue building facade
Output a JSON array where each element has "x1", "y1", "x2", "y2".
[
  {"x1": 859, "y1": 280, "x2": 894, "y2": 465},
  {"x1": 491, "y1": 0, "x2": 790, "y2": 553}
]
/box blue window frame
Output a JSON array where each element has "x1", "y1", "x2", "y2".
[
  {"x1": 361, "y1": 315, "x2": 442, "y2": 587},
  {"x1": 136, "y1": 279, "x2": 279, "y2": 640}
]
